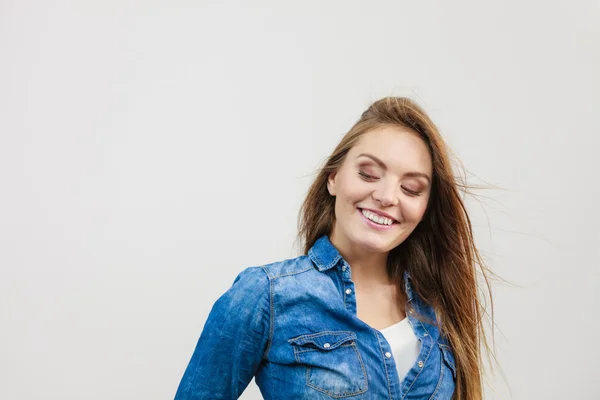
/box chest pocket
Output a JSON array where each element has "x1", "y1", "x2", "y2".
[{"x1": 288, "y1": 331, "x2": 368, "y2": 398}]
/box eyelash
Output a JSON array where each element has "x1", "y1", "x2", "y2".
[{"x1": 358, "y1": 170, "x2": 421, "y2": 196}]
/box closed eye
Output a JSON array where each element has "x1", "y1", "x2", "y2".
[
  {"x1": 402, "y1": 187, "x2": 422, "y2": 196},
  {"x1": 360, "y1": 170, "x2": 423, "y2": 196},
  {"x1": 358, "y1": 170, "x2": 377, "y2": 180}
]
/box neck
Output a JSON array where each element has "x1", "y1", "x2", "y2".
[{"x1": 329, "y1": 232, "x2": 392, "y2": 288}]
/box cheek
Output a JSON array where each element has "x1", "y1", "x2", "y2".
[
  {"x1": 337, "y1": 178, "x2": 368, "y2": 204},
  {"x1": 405, "y1": 199, "x2": 429, "y2": 222}
]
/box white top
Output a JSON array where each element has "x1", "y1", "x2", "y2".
[{"x1": 378, "y1": 318, "x2": 421, "y2": 382}]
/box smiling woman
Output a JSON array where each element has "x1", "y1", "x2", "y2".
[
  {"x1": 174, "y1": 97, "x2": 494, "y2": 400},
  {"x1": 326, "y1": 126, "x2": 433, "y2": 255}
]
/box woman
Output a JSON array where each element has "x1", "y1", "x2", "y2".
[{"x1": 175, "y1": 97, "x2": 493, "y2": 399}]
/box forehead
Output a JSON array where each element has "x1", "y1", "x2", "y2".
[{"x1": 349, "y1": 126, "x2": 433, "y2": 174}]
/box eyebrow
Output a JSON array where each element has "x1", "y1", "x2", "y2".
[{"x1": 356, "y1": 153, "x2": 431, "y2": 183}]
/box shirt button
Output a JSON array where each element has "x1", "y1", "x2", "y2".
[
  {"x1": 418, "y1": 361, "x2": 424, "y2": 368},
  {"x1": 342, "y1": 265, "x2": 346, "y2": 271},
  {"x1": 423, "y1": 333, "x2": 428, "y2": 337},
  {"x1": 385, "y1": 352, "x2": 392, "y2": 358},
  {"x1": 345, "y1": 288, "x2": 352, "y2": 295},
  {"x1": 323, "y1": 343, "x2": 331, "y2": 348}
]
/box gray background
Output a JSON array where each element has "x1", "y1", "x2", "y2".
[{"x1": 1, "y1": 1, "x2": 598, "y2": 399}]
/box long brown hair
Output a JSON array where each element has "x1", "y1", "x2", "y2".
[{"x1": 297, "y1": 96, "x2": 495, "y2": 400}]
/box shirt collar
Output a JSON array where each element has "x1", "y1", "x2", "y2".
[
  {"x1": 308, "y1": 235, "x2": 342, "y2": 272},
  {"x1": 403, "y1": 270, "x2": 414, "y2": 302},
  {"x1": 308, "y1": 235, "x2": 415, "y2": 302}
]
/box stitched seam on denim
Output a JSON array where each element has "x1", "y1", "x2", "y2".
[
  {"x1": 288, "y1": 330, "x2": 356, "y2": 343},
  {"x1": 261, "y1": 265, "x2": 275, "y2": 361},
  {"x1": 375, "y1": 331, "x2": 394, "y2": 399},
  {"x1": 308, "y1": 249, "x2": 323, "y2": 270},
  {"x1": 401, "y1": 331, "x2": 434, "y2": 400},
  {"x1": 351, "y1": 342, "x2": 369, "y2": 393},
  {"x1": 294, "y1": 342, "x2": 354, "y2": 354},
  {"x1": 261, "y1": 265, "x2": 274, "y2": 280},
  {"x1": 429, "y1": 344, "x2": 445, "y2": 400},
  {"x1": 292, "y1": 345, "x2": 301, "y2": 364},
  {"x1": 324, "y1": 255, "x2": 342, "y2": 271},
  {"x1": 439, "y1": 345, "x2": 456, "y2": 377},
  {"x1": 271, "y1": 266, "x2": 314, "y2": 279},
  {"x1": 308, "y1": 248, "x2": 341, "y2": 272}
]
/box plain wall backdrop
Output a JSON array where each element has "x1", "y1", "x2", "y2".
[{"x1": 1, "y1": 1, "x2": 599, "y2": 399}]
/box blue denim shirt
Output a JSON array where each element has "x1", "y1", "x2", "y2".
[{"x1": 175, "y1": 235, "x2": 456, "y2": 399}]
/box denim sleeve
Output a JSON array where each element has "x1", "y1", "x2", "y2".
[{"x1": 174, "y1": 266, "x2": 271, "y2": 399}]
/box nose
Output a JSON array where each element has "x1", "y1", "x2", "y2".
[{"x1": 372, "y1": 181, "x2": 399, "y2": 207}]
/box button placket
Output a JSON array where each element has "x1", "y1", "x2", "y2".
[
  {"x1": 341, "y1": 262, "x2": 354, "y2": 297},
  {"x1": 340, "y1": 261, "x2": 356, "y2": 313}
]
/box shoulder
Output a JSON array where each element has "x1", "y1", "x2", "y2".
[
  {"x1": 232, "y1": 254, "x2": 316, "y2": 285},
  {"x1": 229, "y1": 254, "x2": 319, "y2": 298},
  {"x1": 259, "y1": 254, "x2": 315, "y2": 279}
]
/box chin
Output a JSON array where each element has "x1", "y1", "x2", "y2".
[{"x1": 351, "y1": 233, "x2": 393, "y2": 254}]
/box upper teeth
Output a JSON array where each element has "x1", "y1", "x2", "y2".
[{"x1": 361, "y1": 209, "x2": 394, "y2": 225}]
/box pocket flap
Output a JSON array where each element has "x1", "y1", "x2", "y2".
[
  {"x1": 288, "y1": 331, "x2": 357, "y2": 351},
  {"x1": 439, "y1": 344, "x2": 457, "y2": 379}
]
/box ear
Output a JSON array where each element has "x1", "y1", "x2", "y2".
[{"x1": 327, "y1": 171, "x2": 337, "y2": 196}]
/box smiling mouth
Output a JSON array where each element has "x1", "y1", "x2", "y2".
[{"x1": 357, "y1": 208, "x2": 399, "y2": 226}]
